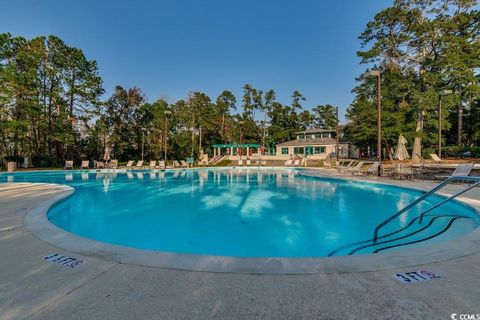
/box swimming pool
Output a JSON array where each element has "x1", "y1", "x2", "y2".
[{"x1": 1, "y1": 168, "x2": 478, "y2": 258}]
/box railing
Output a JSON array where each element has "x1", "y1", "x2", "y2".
[
  {"x1": 373, "y1": 176, "x2": 480, "y2": 242},
  {"x1": 209, "y1": 155, "x2": 226, "y2": 165}
]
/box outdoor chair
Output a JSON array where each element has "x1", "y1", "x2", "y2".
[
  {"x1": 323, "y1": 160, "x2": 334, "y2": 168},
  {"x1": 238, "y1": 159, "x2": 244, "y2": 166},
  {"x1": 124, "y1": 160, "x2": 134, "y2": 168},
  {"x1": 135, "y1": 160, "x2": 144, "y2": 168},
  {"x1": 246, "y1": 159, "x2": 251, "y2": 166},
  {"x1": 337, "y1": 160, "x2": 357, "y2": 173},
  {"x1": 65, "y1": 160, "x2": 74, "y2": 170},
  {"x1": 430, "y1": 153, "x2": 442, "y2": 163},
  {"x1": 337, "y1": 160, "x2": 353, "y2": 169},
  {"x1": 180, "y1": 160, "x2": 188, "y2": 168},
  {"x1": 363, "y1": 162, "x2": 379, "y2": 176},
  {"x1": 80, "y1": 160, "x2": 89, "y2": 169},
  {"x1": 173, "y1": 160, "x2": 181, "y2": 168},
  {"x1": 284, "y1": 159, "x2": 292, "y2": 166},
  {"x1": 149, "y1": 160, "x2": 156, "y2": 169},
  {"x1": 110, "y1": 159, "x2": 118, "y2": 168},
  {"x1": 158, "y1": 160, "x2": 166, "y2": 169},
  {"x1": 96, "y1": 161, "x2": 105, "y2": 169},
  {"x1": 343, "y1": 161, "x2": 364, "y2": 175},
  {"x1": 392, "y1": 164, "x2": 415, "y2": 180},
  {"x1": 434, "y1": 163, "x2": 474, "y2": 182}
]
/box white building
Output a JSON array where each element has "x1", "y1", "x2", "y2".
[{"x1": 275, "y1": 129, "x2": 350, "y2": 160}]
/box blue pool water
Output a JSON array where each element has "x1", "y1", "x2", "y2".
[{"x1": 1, "y1": 168, "x2": 478, "y2": 257}]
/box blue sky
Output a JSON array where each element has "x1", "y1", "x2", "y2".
[{"x1": 0, "y1": 0, "x2": 391, "y2": 120}]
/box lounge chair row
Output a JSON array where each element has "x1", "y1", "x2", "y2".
[
  {"x1": 66, "y1": 160, "x2": 118, "y2": 169},
  {"x1": 337, "y1": 160, "x2": 379, "y2": 176},
  {"x1": 65, "y1": 160, "x2": 189, "y2": 170},
  {"x1": 237, "y1": 159, "x2": 267, "y2": 166},
  {"x1": 284, "y1": 159, "x2": 303, "y2": 167},
  {"x1": 123, "y1": 160, "x2": 189, "y2": 169}
]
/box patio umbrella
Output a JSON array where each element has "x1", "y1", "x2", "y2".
[
  {"x1": 103, "y1": 145, "x2": 111, "y2": 163},
  {"x1": 394, "y1": 134, "x2": 410, "y2": 161}
]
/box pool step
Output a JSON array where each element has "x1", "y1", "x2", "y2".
[{"x1": 328, "y1": 214, "x2": 469, "y2": 256}]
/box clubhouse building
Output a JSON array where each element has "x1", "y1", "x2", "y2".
[{"x1": 275, "y1": 128, "x2": 351, "y2": 160}]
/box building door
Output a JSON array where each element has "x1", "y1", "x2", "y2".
[{"x1": 305, "y1": 146, "x2": 313, "y2": 156}]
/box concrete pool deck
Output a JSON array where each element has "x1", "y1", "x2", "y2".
[{"x1": 1, "y1": 170, "x2": 480, "y2": 319}]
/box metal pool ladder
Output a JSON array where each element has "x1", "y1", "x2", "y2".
[{"x1": 373, "y1": 176, "x2": 480, "y2": 242}]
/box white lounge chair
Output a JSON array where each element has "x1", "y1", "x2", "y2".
[
  {"x1": 323, "y1": 161, "x2": 333, "y2": 168},
  {"x1": 149, "y1": 160, "x2": 156, "y2": 169},
  {"x1": 434, "y1": 163, "x2": 474, "y2": 181},
  {"x1": 135, "y1": 160, "x2": 144, "y2": 168},
  {"x1": 158, "y1": 160, "x2": 166, "y2": 169},
  {"x1": 238, "y1": 159, "x2": 243, "y2": 166},
  {"x1": 110, "y1": 159, "x2": 118, "y2": 169},
  {"x1": 96, "y1": 161, "x2": 105, "y2": 169},
  {"x1": 293, "y1": 159, "x2": 300, "y2": 166},
  {"x1": 261, "y1": 160, "x2": 267, "y2": 166},
  {"x1": 180, "y1": 160, "x2": 188, "y2": 168},
  {"x1": 65, "y1": 160, "x2": 74, "y2": 170},
  {"x1": 338, "y1": 160, "x2": 357, "y2": 173},
  {"x1": 344, "y1": 161, "x2": 364, "y2": 175},
  {"x1": 125, "y1": 160, "x2": 134, "y2": 168},
  {"x1": 363, "y1": 162, "x2": 379, "y2": 176},
  {"x1": 173, "y1": 160, "x2": 181, "y2": 168},
  {"x1": 246, "y1": 159, "x2": 251, "y2": 166},
  {"x1": 284, "y1": 159, "x2": 292, "y2": 166},
  {"x1": 80, "y1": 160, "x2": 89, "y2": 169},
  {"x1": 430, "y1": 153, "x2": 442, "y2": 163}
]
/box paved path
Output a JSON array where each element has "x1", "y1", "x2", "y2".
[{"x1": 1, "y1": 178, "x2": 480, "y2": 320}]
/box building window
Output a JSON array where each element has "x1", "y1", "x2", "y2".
[
  {"x1": 314, "y1": 146, "x2": 326, "y2": 154},
  {"x1": 281, "y1": 147, "x2": 289, "y2": 155},
  {"x1": 293, "y1": 147, "x2": 304, "y2": 154},
  {"x1": 315, "y1": 133, "x2": 331, "y2": 138}
]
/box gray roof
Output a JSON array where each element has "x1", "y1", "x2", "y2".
[
  {"x1": 277, "y1": 138, "x2": 348, "y2": 147},
  {"x1": 294, "y1": 128, "x2": 335, "y2": 135}
]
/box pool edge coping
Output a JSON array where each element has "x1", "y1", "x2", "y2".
[{"x1": 17, "y1": 170, "x2": 480, "y2": 275}]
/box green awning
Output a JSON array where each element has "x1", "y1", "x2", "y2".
[{"x1": 212, "y1": 143, "x2": 261, "y2": 148}]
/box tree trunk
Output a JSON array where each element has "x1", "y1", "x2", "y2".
[
  {"x1": 457, "y1": 103, "x2": 463, "y2": 146},
  {"x1": 412, "y1": 111, "x2": 425, "y2": 163},
  {"x1": 221, "y1": 113, "x2": 225, "y2": 140}
]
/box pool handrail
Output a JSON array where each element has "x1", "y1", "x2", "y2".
[{"x1": 373, "y1": 176, "x2": 480, "y2": 242}]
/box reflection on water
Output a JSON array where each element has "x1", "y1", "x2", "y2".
[{"x1": 1, "y1": 167, "x2": 478, "y2": 257}]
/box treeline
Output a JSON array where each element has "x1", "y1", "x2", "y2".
[
  {"x1": 1, "y1": 0, "x2": 479, "y2": 167},
  {"x1": 345, "y1": 0, "x2": 480, "y2": 159},
  {"x1": 0, "y1": 33, "x2": 336, "y2": 165}
]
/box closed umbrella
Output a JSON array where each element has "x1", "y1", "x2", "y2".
[
  {"x1": 394, "y1": 134, "x2": 410, "y2": 161},
  {"x1": 103, "y1": 145, "x2": 111, "y2": 163}
]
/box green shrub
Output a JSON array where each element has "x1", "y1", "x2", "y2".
[
  {"x1": 31, "y1": 155, "x2": 59, "y2": 167},
  {"x1": 214, "y1": 159, "x2": 231, "y2": 166},
  {"x1": 438, "y1": 146, "x2": 480, "y2": 158},
  {"x1": 4, "y1": 155, "x2": 24, "y2": 163}
]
